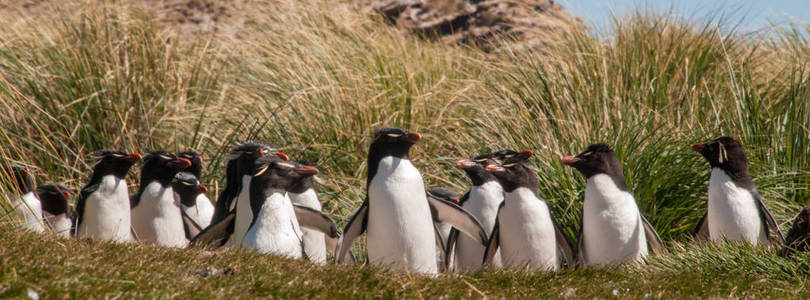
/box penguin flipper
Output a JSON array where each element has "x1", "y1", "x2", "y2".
[
  {"x1": 482, "y1": 202, "x2": 504, "y2": 267},
  {"x1": 693, "y1": 212, "x2": 710, "y2": 241},
  {"x1": 444, "y1": 228, "x2": 460, "y2": 270},
  {"x1": 433, "y1": 223, "x2": 448, "y2": 272},
  {"x1": 336, "y1": 199, "x2": 368, "y2": 264},
  {"x1": 576, "y1": 213, "x2": 586, "y2": 265},
  {"x1": 641, "y1": 215, "x2": 665, "y2": 253},
  {"x1": 190, "y1": 211, "x2": 235, "y2": 248},
  {"x1": 292, "y1": 204, "x2": 340, "y2": 238},
  {"x1": 427, "y1": 196, "x2": 488, "y2": 245},
  {"x1": 754, "y1": 191, "x2": 786, "y2": 244},
  {"x1": 73, "y1": 183, "x2": 99, "y2": 236},
  {"x1": 326, "y1": 234, "x2": 358, "y2": 264},
  {"x1": 551, "y1": 214, "x2": 575, "y2": 268},
  {"x1": 181, "y1": 208, "x2": 204, "y2": 240}
]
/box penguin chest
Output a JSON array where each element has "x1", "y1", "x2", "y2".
[
  {"x1": 16, "y1": 192, "x2": 45, "y2": 232},
  {"x1": 182, "y1": 194, "x2": 214, "y2": 229},
  {"x1": 498, "y1": 188, "x2": 558, "y2": 271},
  {"x1": 233, "y1": 175, "x2": 254, "y2": 245},
  {"x1": 243, "y1": 193, "x2": 303, "y2": 258},
  {"x1": 455, "y1": 181, "x2": 504, "y2": 272},
  {"x1": 367, "y1": 157, "x2": 436, "y2": 274},
  {"x1": 79, "y1": 176, "x2": 132, "y2": 242},
  {"x1": 290, "y1": 189, "x2": 327, "y2": 264},
  {"x1": 131, "y1": 182, "x2": 187, "y2": 248},
  {"x1": 707, "y1": 168, "x2": 767, "y2": 245},
  {"x1": 47, "y1": 213, "x2": 73, "y2": 237},
  {"x1": 583, "y1": 174, "x2": 647, "y2": 266}
]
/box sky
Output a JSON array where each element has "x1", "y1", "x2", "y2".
[{"x1": 560, "y1": 0, "x2": 810, "y2": 31}]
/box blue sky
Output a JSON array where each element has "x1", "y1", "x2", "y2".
[{"x1": 560, "y1": 0, "x2": 810, "y2": 30}]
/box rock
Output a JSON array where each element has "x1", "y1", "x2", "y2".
[{"x1": 363, "y1": 0, "x2": 581, "y2": 51}]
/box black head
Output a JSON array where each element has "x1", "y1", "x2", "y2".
[
  {"x1": 251, "y1": 157, "x2": 319, "y2": 192},
  {"x1": 1, "y1": 164, "x2": 35, "y2": 194},
  {"x1": 288, "y1": 161, "x2": 317, "y2": 194},
  {"x1": 177, "y1": 151, "x2": 204, "y2": 179},
  {"x1": 490, "y1": 149, "x2": 520, "y2": 164},
  {"x1": 89, "y1": 150, "x2": 141, "y2": 183},
  {"x1": 484, "y1": 150, "x2": 538, "y2": 193},
  {"x1": 139, "y1": 151, "x2": 191, "y2": 188},
  {"x1": 455, "y1": 152, "x2": 497, "y2": 186},
  {"x1": 692, "y1": 136, "x2": 750, "y2": 180},
  {"x1": 368, "y1": 128, "x2": 421, "y2": 160},
  {"x1": 561, "y1": 144, "x2": 628, "y2": 188},
  {"x1": 227, "y1": 141, "x2": 288, "y2": 179},
  {"x1": 35, "y1": 184, "x2": 71, "y2": 216},
  {"x1": 427, "y1": 186, "x2": 460, "y2": 204},
  {"x1": 172, "y1": 172, "x2": 207, "y2": 206}
]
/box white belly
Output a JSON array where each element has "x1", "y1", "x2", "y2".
[
  {"x1": 130, "y1": 182, "x2": 188, "y2": 248},
  {"x1": 290, "y1": 189, "x2": 327, "y2": 263},
  {"x1": 78, "y1": 176, "x2": 133, "y2": 242},
  {"x1": 242, "y1": 193, "x2": 303, "y2": 258},
  {"x1": 182, "y1": 194, "x2": 214, "y2": 229},
  {"x1": 15, "y1": 192, "x2": 45, "y2": 233},
  {"x1": 455, "y1": 181, "x2": 503, "y2": 272},
  {"x1": 367, "y1": 157, "x2": 437, "y2": 274},
  {"x1": 707, "y1": 168, "x2": 768, "y2": 245},
  {"x1": 582, "y1": 174, "x2": 647, "y2": 266},
  {"x1": 232, "y1": 175, "x2": 254, "y2": 246},
  {"x1": 498, "y1": 188, "x2": 558, "y2": 271},
  {"x1": 47, "y1": 213, "x2": 73, "y2": 237}
]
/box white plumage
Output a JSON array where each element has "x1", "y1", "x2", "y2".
[
  {"x1": 707, "y1": 168, "x2": 768, "y2": 245},
  {"x1": 78, "y1": 175, "x2": 133, "y2": 242},
  {"x1": 130, "y1": 182, "x2": 188, "y2": 248},
  {"x1": 15, "y1": 192, "x2": 45, "y2": 233},
  {"x1": 497, "y1": 187, "x2": 559, "y2": 271},
  {"x1": 182, "y1": 193, "x2": 214, "y2": 229},
  {"x1": 232, "y1": 175, "x2": 254, "y2": 246},
  {"x1": 289, "y1": 188, "x2": 327, "y2": 263},
  {"x1": 455, "y1": 181, "x2": 503, "y2": 272},
  {"x1": 242, "y1": 192, "x2": 304, "y2": 258}
]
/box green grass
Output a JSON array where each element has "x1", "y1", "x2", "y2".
[{"x1": 1, "y1": 0, "x2": 810, "y2": 297}]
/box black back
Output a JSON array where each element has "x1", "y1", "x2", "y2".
[
  {"x1": 172, "y1": 172, "x2": 206, "y2": 207},
  {"x1": 178, "y1": 151, "x2": 203, "y2": 179},
  {"x1": 1, "y1": 164, "x2": 34, "y2": 194},
  {"x1": 131, "y1": 151, "x2": 190, "y2": 207},
  {"x1": 366, "y1": 128, "x2": 420, "y2": 187},
  {"x1": 693, "y1": 136, "x2": 754, "y2": 190},
  {"x1": 36, "y1": 184, "x2": 71, "y2": 216},
  {"x1": 487, "y1": 150, "x2": 538, "y2": 194},
  {"x1": 563, "y1": 144, "x2": 629, "y2": 192},
  {"x1": 211, "y1": 141, "x2": 277, "y2": 225}
]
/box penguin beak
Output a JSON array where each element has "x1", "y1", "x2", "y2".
[
  {"x1": 255, "y1": 149, "x2": 266, "y2": 158},
  {"x1": 62, "y1": 191, "x2": 71, "y2": 198},
  {"x1": 405, "y1": 132, "x2": 421, "y2": 143},
  {"x1": 692, "y1": 143, "x2": 705, "y2": 152},
  {"x1": 199, "y1": 184, "x2": 208, "y2": 193},
  {"x1": 455, "y1": 159, "x2": 476, "y2": 169},
  {"x1": 560, "y1": 155, "x2": 580, "y2": 165},
  {"x1": 277, "y1": 152, "x2": 289, "y2": 161},
  {"x1": 174, "y1": 158, "x2": 192, "y2": 169},
  {"x1": 485, "y1": 164, "x2": 504, "y2": 173},
  {"x1": 451, "y1": 197, "x2": 460, "y2": 204},
  {"x1": 126, "y1": 153, "x2": 142, "y2": 162},
  {"x1": 195, "y1": 156, "x2": 203, "y2": 164},
  {"x1": 295, "y1": 165, "x2": 319, "y2": 176}
]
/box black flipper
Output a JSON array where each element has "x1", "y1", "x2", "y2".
[
  {"x1": 753, "y1": 190, "x2": 786, "y2": 244},
  {"x1": 551, "y1": 214, "x2": 575, "y2": 268},
  {"x1": 336, "y1": 198, "x2": 369, "y2": 264},
  {"x1": 73, "y1": 183, "x2": 99, "y2": 236},
  {"x1": 181, "y1": 208, "x2": 204, "y2": 240},
  {"x1": 190, "y1": 211, "x2": 236, "y2": 248},
  {"x1": 444, "y1": 228, "x2": 460, "y2": 270},
  {"x1": 427, "y1": 196, "x2": 488, "y2": 245},
  {"x1": 576, "y1": 213, "x2": 586, "y2": 264},
  {"x1": 641, "y1": 215, "x2": 665, "y2": 253},
  {"x1": 482, "y1": 202, "x2": 505, "y2": 267},
  {"x1": 434, "y1": 223, "x2": 448, "y2": 272},
  {"x1": 293, "y1": 204, "x2": 340, "y2": 238},
  {"x1": 693, "y1": 212, "x2": 710, "y2": 241}
]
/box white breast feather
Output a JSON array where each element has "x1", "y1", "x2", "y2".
[
  {"x1": 290, "y1": 188, "x2": 327, "y2": 264},
  {"x1": 16, "y1": 192, "x2": 45, "y2": 233},
  {"x1": 455, "y1": 181, "x2": 503, "y2": 272},
  {"x1": 130, "y1": 181, "x2": 188, "y2": 248},
  {"x1": 232, "y1": 175, "x2": 254, "y2": 246},
  {"x1": 707, "y1": 168, "x2": 768, "y2": 245},
  {"x1": 498, "y1": 187, "x2": 558, "y2": 271},
  {"x1": 242, "y1": 192, "x2": 303, "y2": 258},
  {"x1": 77, "y1": 175, "x2": 133, "y2": 242}
]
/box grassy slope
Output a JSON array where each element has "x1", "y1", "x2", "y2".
[{"x1": 1, "y1": 0, "x2": 810, "y2": 298}]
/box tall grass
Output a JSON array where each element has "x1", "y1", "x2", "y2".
[{"x1": 0, "y1": 0, "x2": 809, "y2": 244}]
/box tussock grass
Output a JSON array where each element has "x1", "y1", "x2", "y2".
[{"x1": 1, "y1": 0, "x2": 810, "y2": 297}]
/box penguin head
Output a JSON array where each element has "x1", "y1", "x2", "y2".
[
  {"x1": 427, "y1": 186, "x2": 460, "y2": 204},
  {"x1": 177, "y1": 151, "x2": 203, "y2": 178},
  {"x1": 252, "y1": 157, "x2": 319, "y2": 191},
  {"x1": 693, "y1": 136, "x2": 749, "y2": 176},
  {"x1": 490, "y1": 149, "x2": 520, "y2": 164},
  {"x1": 140, "y1": 151, "x2": 191, "y2": 186},
  {"x1": 35, "y1": 184, "x2": 71, "y2": 216},
  {"x1": 561, "y1": 144, "x2": 625, "y2": 180},
  {"x1": 455, "y1": 152, "x2": 497, "y2": 186},
  {"x1": 227, "y1": 141, "x2": 288, "y2": 178},
  {"x1": 91, "y1": 150, "x2": 141, "y2": 180},
  {"x1": 288, "y1": 161, "x2": 317, "y2": 194},
  {"x1": 484, "y1": 150, "x2": 537, "y2": 192},
  {"x1": 369, "y1": 128, "x2": 421, "y2": 159},
  {"x1": 1, "y1": 164, "x2": 35, "y2": 194},
  {"x1": 171, "y1": 172, "x2": 206, "y2": 206}
]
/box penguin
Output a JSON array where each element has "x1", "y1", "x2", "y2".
[
  {"x1": 242, "y1": 157, "x2": 340, "y2": 257},
  {"x1": 178, "y1": 151, "x2": 203, "y2": 179},
  {"x1": 288, "y1": 162, "x2": 329, "y2": 264},
  {"x1": 193, "y1": 141, "x2": 287, "y2": 248},
  {"x1": 482, "y1": 150, "x2": 574, "y2": 271},
  {"x1": 781, "y1": 205, "x2": 810, "y2": 256},
  {"x1": 36, "y1": 184, "x2": 73, "y2": 236},
  {"x1": 75, "y1": 150, "x2": 141, "y2": 242},
  {"x1": 426, "y1": 186, "x2": 460, "y2": 272},
  {"x1": 172, "y1": 172, "x2": 212, "y2": 240},
  {"x1": 692, "y1": 136, "x2": 784, "y2": 246},
  {"x1": 130, "y1": 151, "x2": 192, "y2": 247},
  {"x1": 446, "y1": 152, "x2": 505, "y2": 273},
  {"x1": 336, "y1": 128, "x2": 488, "y2": 274},
  {"x1": 561, "y1": 144, "x2": 664, "y2": 266},
  {"x1": 3, "y1": 164, "x2": 45, "y2": 232}
]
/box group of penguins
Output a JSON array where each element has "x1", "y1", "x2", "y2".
[{"x1": 5, "y1": 128, "x2": 810, "y2": 275}]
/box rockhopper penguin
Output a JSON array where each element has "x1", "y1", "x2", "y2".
[
  {"x1": 75, "y1": 150, "x2": 140, "y2": 242},
  {"x1": 3, "y1": 164, "x2": 45, "y2": 233},
  {"x1": 130, "y1": 151, "x2": 192, "y2": 247},
  {"x1": 36, "y1": 184, "x2": 73, "y2": 236}
]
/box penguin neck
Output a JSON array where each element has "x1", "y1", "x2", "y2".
[
  {"x1": 464, "y1": 166, "x2": 496, "y2": 187},
  {"x1": 289, "y1": 177, "x2": 313, "y2": 194},
  {"x1": 367, "y1": 148, "x2": 411, "y2": 188},
  {"x1": 89, "y1": 162, "x2": 130, "y2": 186},
  {"x1": 710, "y1": 167, "x2": 754, "y2": 191},
  {"x1": 583, "y1": 171, "x2": 629, "y2": 193},
  {"x1": 585, "y1": 174, "x2": 634, "y2": 205},
  {"x1": 39, "y1": 195, "x2": 68, "y2": 216},
  {"x1": 503, "y1": 187, "x2": 541, "y2": 204},
  {"x1": 175, "y1": 189, "x2": 200, "y2": 207}
]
